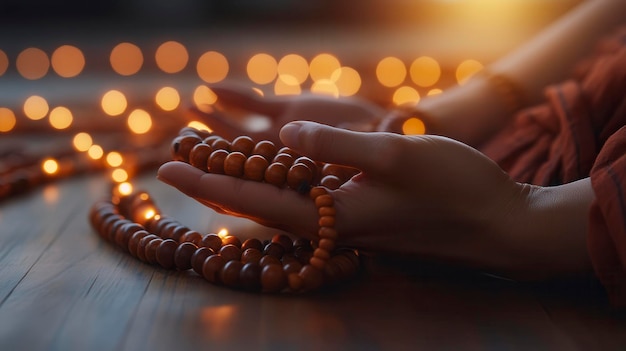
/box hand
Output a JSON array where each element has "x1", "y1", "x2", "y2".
[
  {"x1": 158, "y1": 121, "x2": 537, "y2": 278},
  {"x1": 189, "y1": 83, "x2": 387, "y2": 144}
]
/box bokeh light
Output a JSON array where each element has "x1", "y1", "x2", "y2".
[
  {"x1": 155, "y1": 41, "x2": 188, "y2": 74},
  {"x1": 155, "y1": 86, "x2": 180, "y2": 111},
  {"x1": 193, "y1": 85, "x2": 218, "y2": 112},
  {"x1": 274, "y1": 78, "x2": 301, "y2": 96},
  {"x1": 106, "y1": 151, "x2": 123, "y2": 167},
  {"x1": 87, "y1": 144, "x2": 104, "y2": 160},
  {"x1": 409, "y1": 56, "x2": 441, "y2": 87},
  {"x1": 402, "y1": 117, "x2": 426, "y2": 135},
  {"x1": 127, "y1": 109, "x2": 152, "y2": 134},
  {"x1": 277, "y1": 54, "x2": 309, "y2": 85},
  {"x1": 392, "y1": 86, "x2": 420, "y2": 106},
  {"x1": 197, "y1": 51, "x2": 229, "y2": 83},
  {"x1": 48, "y1": 106, "x2": 73, "y2": 130},
  {"x1": 23, "y1": 95, "x2": 49, "y2": 120},
  {"x1": 110, "y1": 42, "x2": 143, "y2": 76},
  {"x1": 0, "y1": 108, "x2": 17, "y2": 132},
  {"x1": 331, "y1": 66, "x2": 361, "y2": 97},
  {"x1": 73, "y1": 132, "x2": 93, "y2": 151},
  {"x1": 101, "y1": 90, "x2": 127, "y2": 116},
  {"x1": 0, "y1": 50, "x2": 8, "y2": 76},
  {"x1": 376, "y1": 56, "x2": 406, "y2": 88},
  {"x1": 42, "y1": 158, "x2": 59, "y2": 175},
  {"x1": 117, "y1": 182, "x2": 133, "y2": 196},
  {"x1": 309, "y1": 53, "x2": 340, "y2": 82},
  {"x1": 247, "y1": 53, "x2": 277, "y2": 85},
  {"x1": 310, "y1": 79, "x2": 339, "y2": 97},
  {"x1": 456, "y1": 59, "x2": 484, "y2": 85},
  {"x1": 51, "y1": 45, "x2": 85, "y2": 78},
  {"x1": 17, "y1": 47, "x2": 49, "y2": 80},
  {"x1": 111, "y1": 168, "x2": 129, "y2": 183}
]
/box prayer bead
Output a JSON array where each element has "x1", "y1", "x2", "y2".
[
  {"x1": 263, "y1": 242, "x2": 284, "y2": 259},
  {"x1": 220, "y1": 260, "x2": 243, "y2": 288},
  {"x1": 239, "y1": 262, "x2": 262, "y2": 291},
  {"x1": 318, "y1": 238, "x2": 336, "y2": 252},
  {"x1": 299, "y1": 265, "x2": 323, "y2": 291},
  {"x1": 231, "y1": 136, "x2": 255, "y2": 156},
  {"x1": 128, "y1": 230, "x2": 149, "y2": 257},
  {"x1": 277, "y1": 147, "x2": 299, "y2": 158},
  {"x1": 315, "y1": 194, "x2": 334, "y2": 208},
  {"x1": 287, "y1": 163, "x2": 313, "y2": 191},
  {"x1": 313, "y1": 248, "x2": 331, "y2": 260},
  {"x1": 252, "y1": 140, "x2": 277, "y2": 161},
  {"x1": 221, "y1": 235, "x2": 242, "y2": 248},
  {"x1": 208, "y1": 149, "x2": 228, "y2": 174},
  {"x1": 309, "y1": 256, "x2": 327, "y2": 270},
  {"x1": 211, "y1": 138, "x2": 231, "y2": 151},
  {"x1": 288, "y1": 273, "x2": 304, "y2": 291},
  {"x1": 200, "y1": 234, "x2": 222, "y2": 252},
  {"x1": 271, "y1": 234, "x2": 293, "y2": 253},
  {"x1": 272, "y1": 153, "x2": 294, "y2": 167},
  {"x1": 174, "y1": 242, "x2": 197, "y2": 270},
  {"x1": 318, "y1": 227, "x2": 338, "y2": 240},
  {"x1": 219, "y1": 244, "x2": 242, "y2": 262},
  {"x1": 224, "y1": 152, "x2": 246, "y2": 177},
  {"x1": 171, "y1": 135, "x2": 201, "y2": 162},
  {"x1": 259, "y1": 255, "x2": 281, "y2": 267},
  {"x1": 261, "y1": 264, "x2": 287, "y2": 293},
  {"x1": 189, "y1": 143, "x2": 212, "y2": 171},
  {"x1": 137, "y1": 234, "x2": 159, "y2": 262},
  {"x1": 203, "y1": 254, "x2": 226, "y2": 283},
  {"x1": 191, "y1": 247, "x2": 214, "y2": 276},
  {"x1": 241, "y1": 248, "x2": 263, "y2": 264},
  {"x1": 244, "y1": 155, "x2": 269, "y2": 182},
  {"x1": 318, "y1": 206, "x2": 336, "y2": 217},
  {"x1": 264, "y1": 163, "x2": 288, "y2": 187},
  {"x1": 282, "y1": 261, "x2": 302, "y2": 275},
  {"x1": 320, "y1": 175, "x2": 342, "y2": 190},
  {"x1": 319, "y1": 216, "x2": 335, "y2": 227},
  {"x1": 180, "y1": 230, "x2": 203, "y2": 246},
  {"x1": 156, "y1": 239, "x2": 177, "y2": 269},
  {"x1": 145, "y1": 238, "x2": 163, "y2": 264},
  {"x1": 241, "y1": 238, "x2": 264, "y2": 252}
]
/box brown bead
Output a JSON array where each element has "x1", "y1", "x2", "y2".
[
  {"x1": 115, "y1": 222, "x2": 142, "y2": 249},
  {"x1": 219, "y1": 244, "x2": 242, "y2": 262},
  {"x1": 252, "y1": 140, "x2": 277, "y2": 161},
  {"x1": 294, "y1": 157, "x2": 318, "y2": 178},
  {"x1": 241, "y1": 248, "x2": 263, "y2": 264},
  {"x1": 239, "y1": 262, "x2": 262, "y2": 291},
  {"x1": 231, "y1": 136, "x2": 255, "y2": 156},
  {"x1": 261, "y1": 264, "x2": 287, "y2": 293},
  {"x1": 203, "y1": 135, "x2": 220, "y2": 146},
  {"x1": 309, "y1": 186, "x2": 327, "y2": 200},
  {"x1": 319, "y1": 215, "x2": 335, "y2": 228},
  {"x1": 332, "y1": 255, "x2": 357, "y2": 277},
  {"x1": 241, "y1": 238, "x2": 264, "y2": 252},
  {"x1": 220, "y1": 260, "x2": 243, "y2": 288},
  {"x1": 170, "y1": 226, "x2": 190, "y2": 242},
  {"x1": 108, "y1": 219, "x2": 130, "y2": 243},
  {"x1": 224, "y1": 152, "x2": 246, "y2": 177},
  {"x1": 313, "y1": 248, "x2": 331, "y2": 260},
  {"x1": 191, "y1": 247, "x2": 214, "y2": 276},
  {"x1": 271, "y1": 234, "x2": 293, "y2": 253},
  {"x1": 221, "y1": 235, "x2": 241, "y2": 248},
  {"x1": 189, "y1": 143, "x2": 212, "y2": 171},
  {"x1": 309, "y1": 256, "x2": 327, "y2": 270},
  {"x1": 145, "y1": 238, "x2": 163, "y2": 264},
  {"x1": 318, "y1": 227, "x2": 338, "y2": 240},
  {"x1": 200, "y1": 234, "x2": 222, "y2": 252},
  {"x1": 156, "y1": 239, "x2": 178, "y2": 269},
  {"x1": 264, "y1": 163, "x2": 287, "y2": 187},
  {"x1": 244, "y1": 155, "x2": 269, "y2": 182},
  {"x1": 202, "y1": 254, "x2": 226, "y2": 283},
  {"x1": 171, "y1": 135, "x2": 202, "y2": 162},
  {"x1": 287, "y1": 163, "x2": 313, "y2": 192},
  {"x1": 174, "y1": 242, "x2": 198, "y2": 270},
  {"x1": 293, "y1": 238, "x2": 312, "y2": 249},
  {"x1": 137, "y1": 234, "x2": 159, "y2": 262},
  {"x1": 150, "y1": 216, "x2": 176, "y2": 235},
  {"x1": 180, "y1": 230, "x2": 203, "y2": 246},
  {"x1": 318, "y1": 206, "x2": 336, "y2": 217},
  {"x1": 160, "y1": 222, "x2": 182, "y2": 240},
  {"x1": 259, "y1": 255, "x2": 281, "y2": 267},
  {"x1": 318, "y1": 238, "x2": 336, "y2": 252},
  {"x1": 321, "y1": 175, "x2": 343, "y2": 190},
  {"x1": 208, "y1": 149, "x2": 228, "y2": 174},
  {"x1": 294, "y1": 247, "x2": 313, "y2": 265},
  {"x1": 282, "y1": 261, "x2": 302, "y2": 275},
  {"x1": 211, "y1": 138, "x2": 231, "y2": 151},
  {"x1": 277, "y1": 146, "x2": 299, "y2": 158},
  {"x1": 315, "y1": 194, "x2": 334, "y2": 208},
  {"x1": 272, "y1": 153, "x2": 294, "y2": 167},
  {"x1": 263, "y1": 242, "x2": 285, "y2": 259},
  {"x1": 128, "y1": 230, "x2": 149, "y2": 257},
  {"x1": 299, "y1": 265, "x2": 324, "y2": 291},
  {"x1": 288, "y1": 272, "x2": 304, "y2": 292}
]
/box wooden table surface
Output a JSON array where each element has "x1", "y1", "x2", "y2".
[{"x1": 1, "y1": 167, "x2": 625, "y2": 351}]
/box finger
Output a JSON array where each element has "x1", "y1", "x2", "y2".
[
  {"x1": 210, "y1": 84, "x2": 286, "y2": 117},
  {"x1": 157, "y1": 161, "x2": 317, "y2": 234},
  {"x1": 279, "y1": 121, "x2": 404, "y2": 175}
]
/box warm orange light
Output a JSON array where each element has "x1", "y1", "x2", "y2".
[
  {"x1": 144, "y1": 209, "x2": 156, "y2": 220},
  {"x1": 193, "y1": 85, "x2": 218, "y2": 113},
  {"x1": 155, "y1": 41, "x2": 188, "y2": 74},
  {"x1": 274, "y1": 76, "x2": 301, "y2": 96},
  {"x1": 277, "y1": 54, "x2": 309, "y2": 85},
  {"x1": 427, "y1": 88, "x2": 443, "y2": 96},
  {"x1": 0, "y1": 107, "x2": 16, "y2": 132},
  {"x1": 309, "y1": 53, "x2": 340, "y2": 82},
  {"x1": 197, "y1": 51, "x2": 229, "y2": 83},
  {"x1": 87, "y1": 144, "x2": 104, "y2": 159},
  {"x1": 247, "y1": 53, "x2": 277, "y2": 85},
  {"x1": 117, "y1": 182, "x2": 133, "y2": 196},
  {"x1": 111, "y1": 168, "x2": 129, "y2": 183},
  {"x1": 155, "y1": 86, "x2": 180, "y2": 111},
  {"x1": 402, "y1": 117, "x2": 426, "y2": 135},
  {"x1": 410, "y1": 56, "x2": 441, "y2": 88},
  {"x1": 23, "y1": 95, "x2": 49, "y2": 120},
  {"x1": 51, "y1": 45, "x2": 85, "y2": 78},
  {"x1": 16, "y1": 47, "x2": 49, "y2": 80},
  {"x1": 42, "y1": 158, "x2": 59, "y2": 175},
  {"x1": 456, "y1": 59, "x2": 484, "y2": 85},
  {"x1": 310, "y1": 79, "x2": 339, "y2": 97},
  {"x1": 376, "y1": 56, "x2": 406, "y2": 88},
  {"x1": 73, "y1": 132, "x2": 93, "y2": 152},
  {"x1": 0, "y1": 50, "x2": 8, "y2": 76},
  {"x1": 49, "y1": 106, "x2": 73, "y2": 130},
  {"x1": 217, "y1": 228, "x2": 229, "y2": 238},
  {"x1": 331, "y1": 66, "x2": 361, "y2": 97},
  {"x1": 110, "y1": 42, "x2": 143, "y2": 76},
  {"x1": 106, "y1": 151, "x2": 123, "y2": 167},
  {"x1": 127, "y1": 109, "x2": 152, "y2": 134},
  {"x1": 392, "y1": 86, "x2": 420, "y2": 106},
  {"x1": 187, "y1": 121, "x2": 212, "y2": 133},
  {"x1": 101, "y1": 90, "x2": 127, "y2": 116}
]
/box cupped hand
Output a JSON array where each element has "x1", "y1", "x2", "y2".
[
  {"x1": 189, "y1": 83, "x2": 387, "y2": 144},
  {"x1": 158, "y1": 121, "x2": 529, "y2": 275}
]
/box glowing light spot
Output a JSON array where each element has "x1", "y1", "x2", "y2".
[
  {"x1": 155, "y1": 86, "x2": 180, "y2": 111},
  {"x1": 309, "y1": 53, "x2": 340, "y2": 82},
  {"x1": 111, "y1": 168, "x2": 128, "y2": 183},
  {"x1": 427, "y1": 88, "x2": 443, "y2": 96},
  {"x1": 217, "y1": 228, "x2": 229, "y2": 238},
  {"x1": 247, "y1": 53, "x2": 277, "y2": 85},
  {"x1": 197, "y1": 51, "x2": 229, "y2": 83},
  {"x1": 187, "y1": 121, "x2": 212, "y2": 133},
  {"x1": 330, "y1": 66, "x2": 361, "y2": 97},
  {"x1": 0, "y1": 108, "x2": 17, "y2": 132},
  {"x1": 392, "y1": 86, "x2": 420, "y2": 106},
  {"x1": 23, "y1": 95, "x2": 49, "y2": 120},
  {"x1": 87, "y1": 145, "x2": 104, "y2": 159},
  {"x1": 310, "y1": 79, "x2": 339, "y2": 97},
  {"x1": 42, "y1": 158, "x2": 59, "y2": 175},
  {"x1": 16, "y1": 47, "x2": 49, "y2": 80},
  {"x1": 0, "y1": 50, "x2": 8, "y2": 76},
  {"x1": 410, "y1": 56, "x2": 441, "y2": 87},
  {"x1": 193, "y1": 85, "x2": 218, "y2": 113},
  {"x1": 456, "y1": 59, "x2": 484, "y2": 85},
  {"x1": 155, "y1": 41, "x2": 188, "y2": 74},
  {"x1": 273, "y1": 78, "x2": 300, "y2": 96},
  {"x1": 127, "y1": 109, "x2": 152, "y2": 134},
  {"x1": 402, "y1": 117, "x2": 426, "y2": 135},
  {"x1": 49, "y1": 106, "x2": 73, "y2": 130},
  {"x1": 277, "y1": 54, "x2": 309, "y2": 85},
  {"x1": 101, "y1": 90, "x2": 127, "y2": 116},
  {"x1": 51, "y1": 45, "x2": 85, "y2": 78},
  {"x1": 73, "y1": 132, "x2": 93, "y2": 152},
  {"x1": 106, "y1": 151, "x2": 123, "y2": 167},
  {"x1": 110, "y1": 42, "x2": 143, "y2": 76},
  {"x1": 117, "y1": 182, "x2": 133, "y2": 196},
  {"x1": 144, "y1": 209, "x2": 156, "y2": 220},
  {"x1": 376, "y1": 57, "x2": 406, "y2": 88}
]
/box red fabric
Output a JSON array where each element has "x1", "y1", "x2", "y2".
[{"x1": 479, "y1": 28, "x2": 626, "y2": 307}]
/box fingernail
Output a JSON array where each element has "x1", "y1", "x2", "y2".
[{"x1": 279, "y1": 122, "x2": 303, "y2": 148}]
